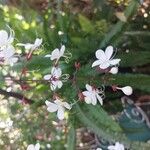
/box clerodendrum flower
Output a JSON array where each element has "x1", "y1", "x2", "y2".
[
  {"x1": 92, "y1": 46, "x2": 121, "y2": 69},
  {"x1": 45, "y1": 45, "x2": 65, "y2": 62},
  {"x1": 27, "y1": 143, "x2": 40, "y2": 150},
  {"x1": 108, "y1": 142, "x2": 124, "y2": 150},
  {"x1": 17, "y1": 38, "x2": 42, "y2": 50},
  {"x1": 82, "y1": 84, "x2": 103, "y2": 105},
  {"x1": 0, "y1": 29, "x2": 17, "y2": 64},
  {"x1": 44, "y1": 67, "x2": 63, "y2": 91},
  {"x1": 45, "y1": 99, "x2": 72, "y2": 120}
]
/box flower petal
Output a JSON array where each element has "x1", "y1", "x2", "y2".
[
  {"x1": 3, "y1": 45, "x2": 15, "y2": 58},
  {"x1": 43, "y1": 74, "x2": 51, "y2": 80},
  {"x1": 96, "y1": 94, "x2": 103, "y2": 105},
  {"x1": 27, "y1": 144, "x2": 35, "y2": 150},
  {"x1": 91, "y1": 94, "x2": 97, "y2": 105},
  {"x1": 60, "y1": 45, "x2": 65, "y2": 56},
  {"x1": 34, "y1": 38, "x2": 42, "y2": 47},
  {"x1": 35, "y1": 143, "x2": 40, "y2": 150},
  {"x1": 57, "y1": 107, "x2": 65, "y2": 120},
  {"x1": 51, "y1": 48, "x2": 60, "y2": 60},
  {"x1": 82, "y1": 91, "x2": 91, "y2": 98},
  {"x1": 45, "y1": 54, "x2": 51, "y2": 57},
  {"x1": 109, "y1": 59, "x2": 121, "y2": 65},
  {"x1": 63, "y1": 102, "x2": 71, "y2": 110},
  {"x1": 99, "y1": 62, "x2": 110, "y2": 69},
  {"x1": 50, "y1": 83, "x2": 57, "y2": 91},
  {"x1": 45, "y1": 100, "x2": 58, "y2": 112},
  {"x1": 57, "y1": 81, "x2": 63, "y2": 89},
  {"x1": 0, "y1": 30, "x2": 8, "y2": 46},
  {"x1": 92, "y1": 60, "x2": 103, "y2": 67},
  {"x1": 105, "y1": 46, "x2": 113, "y2": 60},
  {"x1": 95, "y1": 49, "x2": 106, "y2": 61},
  {"x1": 85, "y1": 84, "x2": 92, "y2": 92},
  {"x1": 84, "y1": 96, "x2": 91, "y2": 104}
]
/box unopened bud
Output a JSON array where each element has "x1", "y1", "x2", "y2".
[
  {"x1": 109, "y1": 67, "x2": 118, "y2": 74},
  {"x1": 117, "y1": 86, "x2": 133, "y2": 96}
]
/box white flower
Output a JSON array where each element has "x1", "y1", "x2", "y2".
[
  {"x1": 116, "y1": 86, "x2": 133, "y2": 96},
  {"x1": 45, "y1": 45, "x2": 65, "y2": 62},
  {"x1": 82, "y1": 84, "x2": 103, "y2": 105},
  {"x1": 109, "y1": 67, "x2": 118, "y2": 74},
  {"x1": 45, "y1": 99, "x2": 72, "y2": 120},
  {"x1": 108, "y1": 142, "x2": 124, "y2": 150},
  {"x1": 27, "y1": 143, "x2": 40, "y2": 150},
  {"x1": 43, "y1": 67, "x2": 63, "y2": 91},
  {"x1": 0, "y1": 29, "x2": 14, "y2": 49},
  {"x1": 92, "y1": 46, "x2": 121, "y2": 69},
  {"x1": 17, "y1": 38, "x2": 42, "y2": 50}
]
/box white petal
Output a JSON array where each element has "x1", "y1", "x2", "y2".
[
  {"x1": 109, "y1": 59, "x2": 121, "y2": 65},
  {"x1": 105, "y1": 46, "x2": 113, "y2": 60},
  {"x1": 52, "y1": 67, "x2": 62, "y2": 78},
  {"x1": 35, "y1": 143, "x2": 40, "y2": 150},
  {"x1": 95, "y1": 49, "x2": 106, "y2": 61},
  {"x1": 57, "y1": 81, "x2": 63, "y2": 88},
  {"x1": 99, "y1": 62, "x2": 110, "y2": 69},
  {"x1": 3, "y1": 45, "x2": 15, "y2": 58},
  {"x1": 108, "y1": 145, "x2": 115, "y2": 150},
  {"x1": 63, "y1": 102, "x2": 71, "y2": 110},
  {"x1": 43, "y1": 74, "x2": 51, "y2": 80},
  {"x1": 51, "y1": 67, "x2": 57, "y2": 75},
  {"x1": 85, "y1": 84, "x2": 92, "y2": 92},
  {"x1": 57, "y1": 107, "x2": 65, "y2": 120},
  {"x1": 96, "y1": 94, "x2": 103, "y2": 105},
  {"x1": 51, "y1": 48, "x2": 60, "y2": 60},
  {"x1": 84, "y1": 96, "x2": 91, "y2": 104},
  {"x1": 82, "y1": 91, "x2": 91, "y2": 98},
  {"x1": 0, "y1": 30, "x2": 8, "y2": 46},
  {"x1": 91, "y1": 95, "x2": 97, "y2": 105},
  {"x1": 92, "y1": 60, "x2": 103, "y2": 67},
  {"x1": 34, "y1": 38, "x2": 42, "y2": 47},
  {"x1": 6, "y1": 57, "x2": 18, "y2": 64},
  {"x1": 45, "y1": 54, "x2": 51, "y2": 57},
  {"x1": 25, "y1": 44, "x2": 33, "y2": 50},
  {"x1": 27, "y1": 144, "x2": 35, "y2": 150},
  {"x1": 45, "y1": 100, "x2": 58, "y2": 112},
  {"x1": 60, "y1": 45, "x2": 65, "y2": 56},
  {"x1": 50, "y1": 83, "x2": 57, "y2": 91}
]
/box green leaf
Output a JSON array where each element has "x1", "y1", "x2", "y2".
[
  {"x1": 118, "y1": 51, "x2": 150, "y2": 67},
  {"x1": 67, "y1": 124, "x2": 76, "y2": 150},
  {"x1": 99, "y1": 0, "x2": 139, "y2": 48},
  {"x1": 78, "y1": 15, "x2": 94, "y2": 33}
]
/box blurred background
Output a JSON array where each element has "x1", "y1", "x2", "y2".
[{"x1": 0, "y1": 0, "x2": 149, "y2": 149}]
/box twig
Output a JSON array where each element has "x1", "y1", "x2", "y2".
[{"x1": 0, "y1": 88, "x2": 34, "y2": 104}]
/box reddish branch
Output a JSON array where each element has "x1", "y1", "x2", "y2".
[{"x1": 0, "y1": 88, "x2": 34, "y2": 104}]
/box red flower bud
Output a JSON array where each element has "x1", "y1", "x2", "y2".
[{"x1": 75, "y1": 62, "x2": 80, "y2": 70}]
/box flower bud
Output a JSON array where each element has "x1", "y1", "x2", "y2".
[
  {"x1": 109, "y1": 67, "x2": 118, "y2": 74},
  {"x1": 117, "y1": 86, "x2": 133, "y2": 95}
]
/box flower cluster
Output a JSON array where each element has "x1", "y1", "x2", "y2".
[
  {"x1": 0, "y1": 28, "x2": 133, "y2": 149},
  {"x1": 44, "y1": 45, "x2": 72, "y2": 120}
]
